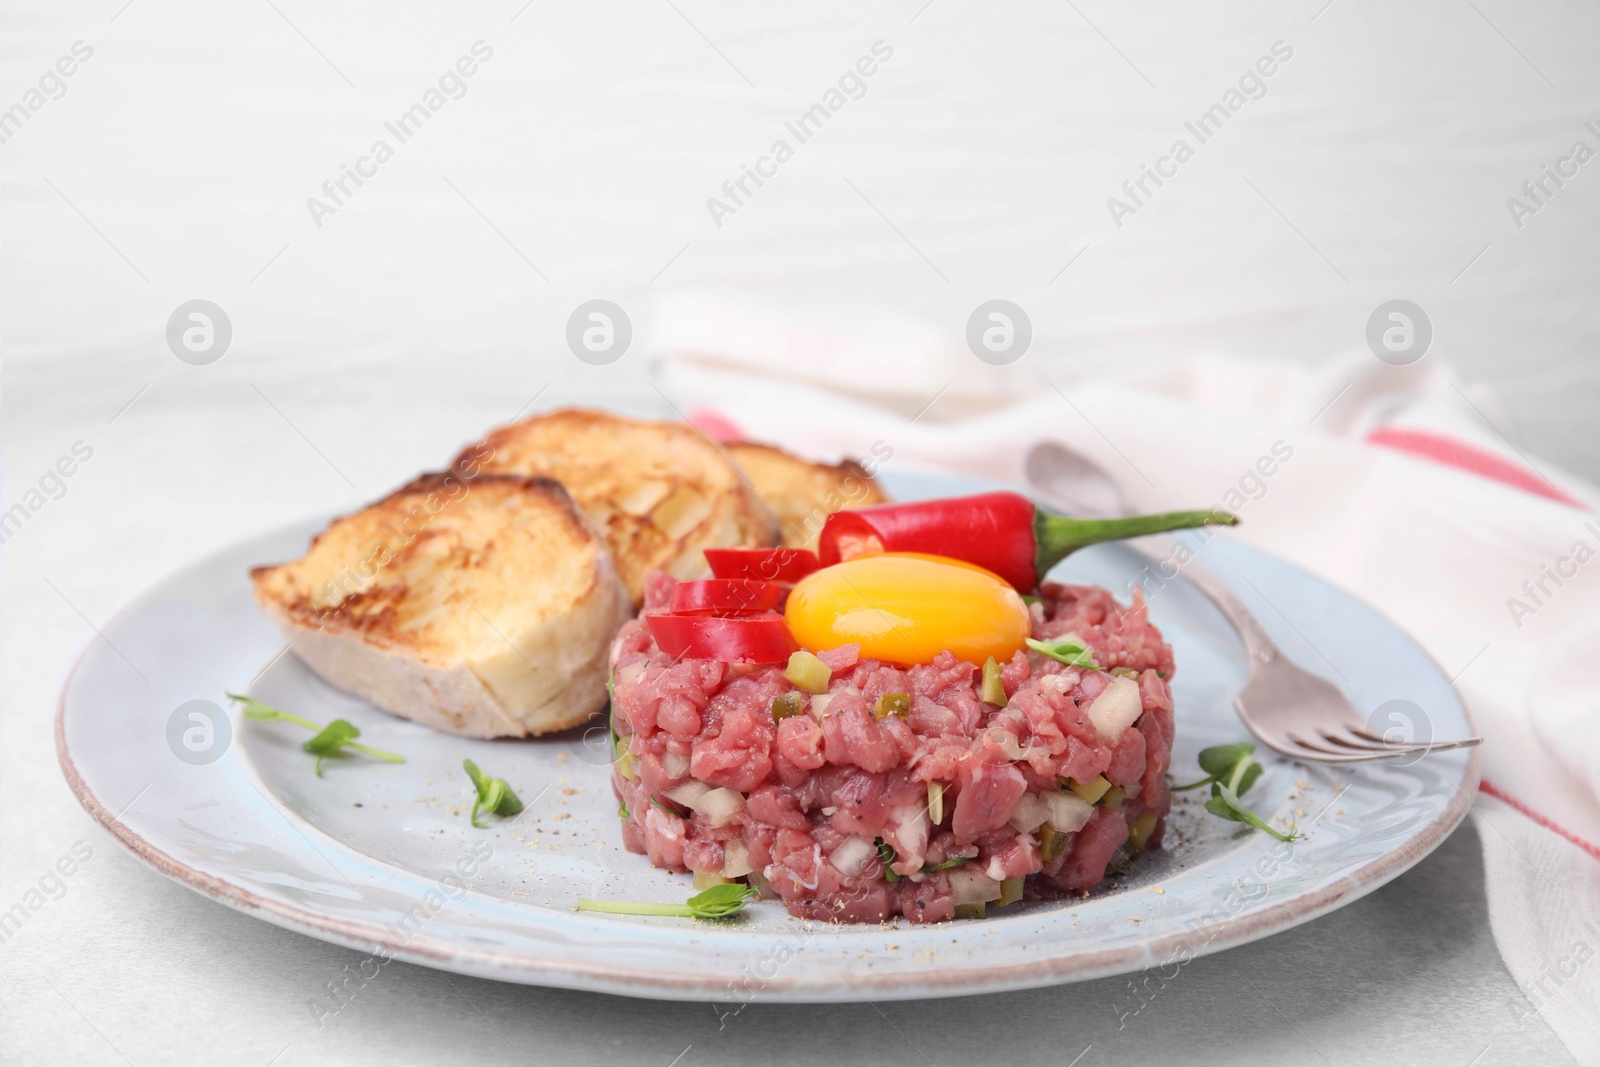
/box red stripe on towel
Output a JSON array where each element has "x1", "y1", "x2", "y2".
[
  {"x1": 1367, "y1": 427, "x2": 1585, "y2": 509},
  {"x1": 1480, "y1": 778, "x2": 1600, "y2": 863},
  {"x1": 688, "y1": 409, "x2": 744, "y2": 443}
]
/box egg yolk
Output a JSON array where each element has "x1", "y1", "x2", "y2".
[{"x1": 784, "y1": 552, "x2": 1031, "y2": 666}]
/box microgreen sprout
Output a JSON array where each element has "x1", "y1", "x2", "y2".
[
  {"x1": 462, "y1": 759, "x2": 524, "y2": 828},
  {"x1": 874, "y1": 837, "x2": 974, "y2": 879},
  {"x1": 1025, "y1": 636, "x2": 1099, "y2": 670},
  {"x1": 650, "y1": 794, "x2": 691, "y2": 819},
  {"x1": 227, "y1": 693, "x2": 404, "y2": 776},
  {"x1": 1173, "y1": 742, "x2": 1298, "y2": 842},
  {"x1": 577, "y1": 882, "x2": 756, "y2": 920},
  {"x1": 875, "y1": 837, "x2": 900, "y2": 882}
]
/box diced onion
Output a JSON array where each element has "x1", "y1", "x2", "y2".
[
  {"x1": 983, "y1": 727, "x2": 1028, "y2": 761},
  {"x1": 697, "y1": 787, "x2": 745, "y2": 827},
  {"x1": 829, "y1": 835, "x2": 877, "y2": 878},
  {"x1": 1043, "y1": 790, "x2": 1095, "y2": 834},
  {"x1": 663, "y1": 751, "x2": 690, "y2": 779},
  {"x1": 810, "y1": 693, "x2": 834, "y2": 719},
  {"x1": 1007, "y1": 793, "x2": 1051, "y2": 834},
  {"x1": 664, "y1": 782, "x2": 745, "y2": 826},
  {"x1": 890, "y1": 804, "x2": 929, "y2": 861},
  {"x1": 948, "y1": 867, "x2": 1003, "y2": 905},
  {"x1": 1086, "y1": 676, "x2": 1142, "y2": 741},
  {"x1": 692, "y1": 869, "x2": 732, "y2": 890},
  {"x1": 723, "y1": 839, "x2": 755, "y2": 878},
  {"x1": 666, "y1": 780, "x2": 710, "y2": 808},
  {"x1": 1038, "y1": 672, "x2": 1077, "y2": 697}
]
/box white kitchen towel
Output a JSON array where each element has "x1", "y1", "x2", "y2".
[{"x1": 649, "y1": 293, "x2": 1600, "y2": 1058}]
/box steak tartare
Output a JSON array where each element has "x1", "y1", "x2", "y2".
[{"x1": 608, "y1": 571, "x2": 1177, "y2": 924}]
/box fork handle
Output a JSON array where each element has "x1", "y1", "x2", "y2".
[{"x1": 1130, "y1": 536, "x2": 1278, "y2": 666}]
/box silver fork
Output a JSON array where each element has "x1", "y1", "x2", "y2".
[
  {"x1": 1024, "y1": 442, "x2": 1483, "y2": 764},
  {"x1": 1168, "y1": 559, "x2": 1482, "y2": 763}
]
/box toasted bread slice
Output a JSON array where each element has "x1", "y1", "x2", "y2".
[
  {"x1": 455, "y1": 409, "x2": 778, "y2": 606},
  {"x1": 249, "y1": 473, "x2": 630, "y2": 739},
  {"x1": 723, "y1": 441, "x2": 889, "y2": 552}
]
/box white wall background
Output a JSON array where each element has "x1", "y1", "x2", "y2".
[{"x1": 5, "y1": 1, "x2": 1599, "y2": 503}]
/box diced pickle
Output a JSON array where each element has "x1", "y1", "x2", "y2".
[
  {"x1": 953, "y1": 902, "x2": 987, "y2": 921},
  {"x1": 980, "y1": 656, "x2": 1008, "y2": 707},
  {"x1": 997, "y1": 877, "x2": 1024, "y2": 908},
  {"x1": 1065, "y1": 774, "x2": 1111, "y2": 804},
  {"x1": 1101, "y1": 786, "x2": 1124, "y2": 809},
  {"x1": 618, "y1": 751, "x2": 640, "y2": 781},
  {"x1": 1129, "y1": 810, "x2": 1159, "y2": 851},
  {"x1": 771, "y1": 691, "x2": 805, "y2": 722},
  {"x1": 873, "y1": 692, "x2": 910, "y2": 720},
  {"x1": 785, "y1": 650, "x2": 832, "y2": 694},
  {"x1": 1111, "y1": 666, "x2": 1141, "y2": 679},
  {"x1": 1038, "y1": 823, "x2": 1064, "y2": 860}
]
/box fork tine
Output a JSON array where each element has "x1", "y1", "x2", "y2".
[
  {"x1": 1235, "y1": 698, "x2": 1477, "y2": 765},
  {"x1": 1317, "y1": 728, "x2": 1436, "y2": 753},
  {"x1": 1320, "y1": 727, "x2": 1484, "y2": 755},
  {"x1": 1317, "y1": 732, "x2": 1395, "y2": 752},
  {"x1": 1285, "y1": 731, "x2": 1441, "y2": 763},
  {"x1": 1243, "y1": 724, "x2": 1428, "y2": 764},
  {"x1": 1343, "y1": 726, "x2": 1483, "y2": 752},
  {"x1": 1237, "y1": 710, "x2": 1356, "y2": 763}
]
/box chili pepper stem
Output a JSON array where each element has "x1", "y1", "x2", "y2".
[{"x1": 1032, "y1": 508, "x2": 1239, "y2": 581}]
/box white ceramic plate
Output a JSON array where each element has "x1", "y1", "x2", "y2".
[{"x1": 57, "y1": 471, "x2": 1479, "y2": 1002}]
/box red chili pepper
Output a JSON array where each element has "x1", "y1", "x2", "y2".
[
  {"x1": 645, "y1": 612, "x2": 799, "y2": 663},
  {"x1": 702, "y1": 546, "x2": 821, "y2": 583},
  {"x1": 669, "y1": 578, "x2": 788, "y2": 616},
  {"x1": 818, "y1": 491, "x2": 1239, "y2": 592}
]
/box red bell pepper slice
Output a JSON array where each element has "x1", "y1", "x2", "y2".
[
  {"x1": 669, "y1": 578, "x2": 788, "y2": 616},
  {"x1": 702, "y1": 546, "x2": 821, "y2": 583},
  {"x1": 645, "y1": 612, "x2": 799, "y2": 664}
]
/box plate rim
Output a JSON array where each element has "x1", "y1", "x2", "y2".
[{"x1": 55, "y1": 515, "x2": 1482, "y2": 1002}]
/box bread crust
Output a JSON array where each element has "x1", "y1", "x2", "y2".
[
  {"x1": 454, "y1": 409, "x2": 778, "y2": 605},
  {"x1": 722, "y1": 440, "x2": 889, "y2": 551},
  {"x1": 250, "y1": 472, "x2": 630, "y2": 738}
]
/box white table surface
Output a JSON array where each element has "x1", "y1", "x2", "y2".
[{"x1": 5, "y1": 1, "x2": 1597, "y2": 1063}]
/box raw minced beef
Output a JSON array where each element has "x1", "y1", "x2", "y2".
[{"x1": 608, "y1": 571, "x2": 1175, "y2": 924}]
